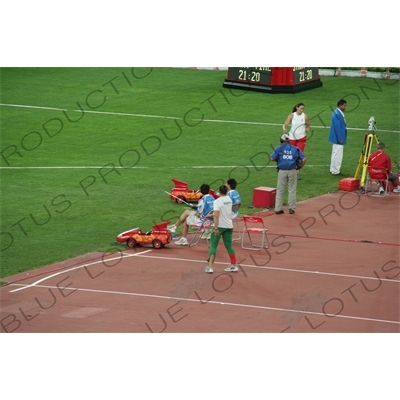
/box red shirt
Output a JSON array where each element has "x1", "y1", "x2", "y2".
[{"x1": 368, "y1": 150, "x2": 392, "y2": 175}]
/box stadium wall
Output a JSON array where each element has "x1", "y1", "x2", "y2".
[{"x1": 189, "y1": 67, "x2": 399, "y2": 80}]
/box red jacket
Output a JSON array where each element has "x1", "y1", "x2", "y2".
[{"x1": 368, "y1": 150, "x2": 392, "y2": 178}]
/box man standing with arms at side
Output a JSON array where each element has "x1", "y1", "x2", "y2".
[
  {"x1": 226, "y1": 178, "x2": 241, "y2": 218},
  {"x1": 271, "y1": 134, "x2": 306, "y2": 214},
  {"x1": 329, "y1": 99, "x2": 347, "y2": 175},
  {"x1": 205, "y1": 184, "x2": 238, "y2": 274}
]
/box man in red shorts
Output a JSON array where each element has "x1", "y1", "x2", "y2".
[{"x1": 368, "y1": 142, "x2": 400, "y2": 193}]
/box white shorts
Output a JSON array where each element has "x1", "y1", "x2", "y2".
[{"x1": 186, "y1": 211, "x2": 202, "y2": 226}]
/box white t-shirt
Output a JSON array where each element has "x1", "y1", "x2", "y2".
[
  {"x1": 213, "y1": 195, "x2": 233, "y2": 229},
  {"x1": 289, "y1": 112, "x2": 306, "y2": 140}
]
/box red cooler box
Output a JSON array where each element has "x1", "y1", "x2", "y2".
[
  {"x1": 252, "y1": 186, "x2": 276, "y2": 208},
  {"x1": 339, "y1": 178, "x2": 360, "y2": 191}
]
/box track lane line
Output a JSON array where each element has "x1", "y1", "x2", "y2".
[
  {"x1": 9, "y1": 250, "x2": 151, "y2": 293},
  {"x1": 8, "y1": 282, "x2": 400, "y2": 326}
]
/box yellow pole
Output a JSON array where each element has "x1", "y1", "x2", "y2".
[{"x1": 355, "y1": 132, "x2": 379, "y2": 187}]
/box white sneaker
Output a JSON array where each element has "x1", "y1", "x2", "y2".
[
  {"x1": 224, "y1": 265, "x2": 239, "y2": 272},
  {"x1": 205, "y1": 266, "x2": 213, "y2": 274},
  {"x1": 393, "y1": 187, "x2": 400, "y2": 193},
  {"x1": 174, "y1": 237, "x2": 188, "y2": 245},
  {"x1": 378, "y1": 185, "x2": 384, "y2": 194},
  {"x1": 167, "y1": 225, "x2": 176, "y2": 233}
]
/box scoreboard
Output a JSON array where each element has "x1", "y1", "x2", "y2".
[{"x1": 223, "y1": 67, "x2": 323, "y2": 93}]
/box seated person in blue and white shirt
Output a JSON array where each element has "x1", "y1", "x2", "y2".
[{"x1": 167, "y1": 184, "x2": 215, "y2": 246}]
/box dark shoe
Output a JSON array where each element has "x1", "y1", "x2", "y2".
[
  {"x1": 275, "y1": 210, "x2": 284, "y2": 214},
  {"x1": 289, "y1": 209, "x2": 295, "y2": 214}
]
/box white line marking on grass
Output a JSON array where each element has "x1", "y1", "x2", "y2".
[
  {"x1": 0, "y1": 166, "x2": 150, "y2": 169},
  {"x1": 198, "y1": 118, "x2": 400, "y2": 133},
  {"x1": 0, "y1": 104, "x2": 65, "y2": 111},
  {"x1": 0, "y1": 165, "x2": 328, "y2": 170},
  {"x1": 2, "y1": 103, "x2": 398, "y2": 133},
  {"x1": 184, "y1": 165, "x2": 329, "y2": 168},
  {"x1": 9, "y1": 250, "x2": 151, "y2": 293},
  {"x1": 0, "y1": 103, "x2": 179, "y2": 120},
  {"x1": 8, "y1": 283, "x2": 400, "y2": 326}
]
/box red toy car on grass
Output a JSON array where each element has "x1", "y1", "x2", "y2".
[
  {"x1": 169, "y1": 178, "x2": 219, "y2": 204},
  {"x1": 116, "y1": 221, "x2": 172, "y2": 249}
]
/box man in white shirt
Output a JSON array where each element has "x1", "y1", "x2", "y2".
[{"x1": 205, "y1": 184, "x2": 238, "y2": 274}]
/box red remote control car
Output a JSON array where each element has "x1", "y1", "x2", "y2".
[{"x1": 116, "y1": 221, "x2": 172, "y2": 249}]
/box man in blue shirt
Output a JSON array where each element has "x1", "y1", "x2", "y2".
[
  {"x1": 329, "y1": 99, "x2": 347, "y2": 175},
  {"x1": 270, "y1": 134, "x2": 306, "y2": 214}
]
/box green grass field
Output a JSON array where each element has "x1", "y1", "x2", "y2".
[{"x1": 1, "y1": 68, "x2": 399, "y2": 277}]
